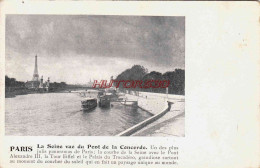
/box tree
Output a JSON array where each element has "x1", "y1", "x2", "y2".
[
  {"x1": 115, "y1": 65, "x2": 148, "y2": 90},
  {"x1": 5, "y1": 75, "x2": 25, "y2": 89},
  {"x1": 142, "y1": 71, "x2": 163, "y2": 93},
  {"x1": 115, "y1": 65, "x2": 185, "y2": 95},
  {"x1": 5, "y1": 75, "x2": 11, "y2": 87},
  {"x1": 163, "y1": 69, "x2": 185, "y2": 95},
  {"x1": 60, "y1": 82, "x2": 67, "y2": 88}
]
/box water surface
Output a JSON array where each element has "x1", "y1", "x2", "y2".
[{"x1": 5, "y1": 92, "x2": 152, "y2": 136}]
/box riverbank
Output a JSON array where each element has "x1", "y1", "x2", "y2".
[
  {"x1": 125, "y1": 92, "x2": 184, "y2": 114},
  {"x1": 5, "y1": 88, "x2": 34, "y2": 98},
  {"x1": 133, "y1": 100, "x2": 185, "y2": 136},
  {"x1": 5, "y1": 88, "x2": 68, "y2": 98},
  {"x1": 118, "y1": 92, "x2": 185, "y2": 136}
]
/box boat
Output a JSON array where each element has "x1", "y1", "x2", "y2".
[
  {"x1": 97, "y1": 90, "x2": 105, "y2": 98},
  {"x1": 81, "y1": 98, "x2": 97, "y2": 111},
  {"x1": 120, "y1": 100, "x2": 138, "y2": 106},
  {"x1": 117, "y1": 96, "x2": 125, "y2": 101},
  {"x1": 98, "y1": 95, "x2": 110, "y2": 108}
]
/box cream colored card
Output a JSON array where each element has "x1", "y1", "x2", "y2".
[{"x1": 0, "y1": 1, "x2": 259, "y2": 168}]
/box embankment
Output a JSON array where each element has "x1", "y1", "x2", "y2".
[
  {"x1": 5, "y1": 89, "x2": 32, "y2": 98},
  {"x1": 5, "y1": 88, "x2": 68, "y2": 98},
  {"x1": 117, "y1": 92, "x2": 184, "y2": 136},
  {"x1": 124, "y1": 92, "x2": 184, "y2": 114},
  {"x1": 117, "y1": 101, "x2": 171, "y2": 136}
]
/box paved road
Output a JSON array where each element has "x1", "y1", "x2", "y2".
[{"x1": 133, "y1": 100, "x2": 185, "y2": 137}]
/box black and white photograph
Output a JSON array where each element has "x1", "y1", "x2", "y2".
[
  {"x1": 1, "y1": 2, "x2": 259, "y2": 168},
  {"x1": 5, "y1": 15, "x2": 185, "y2": 136}
]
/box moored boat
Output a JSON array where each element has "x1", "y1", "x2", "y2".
[
  {"x1": 99, "y1": 95, "x2": 110, "y2": 108},
  {"x1": 120, "y1": 100, "x2": 138, "y2": 106},
  {"x1": 117, "y1": 96, "x2": 125, "y2": 101},
  {"x1": 81, "y1": 98, "x2": 97, "y2": 111}
]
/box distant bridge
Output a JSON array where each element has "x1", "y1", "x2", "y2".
[{"x1": 110, "y1": 100, "x2": 137, "y2": 102}]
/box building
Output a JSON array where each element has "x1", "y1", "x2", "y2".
[
  {"x1": 86, "y1": 79, "x2": 93, "y2": 87},
  {"x1": 25, "y1": 55, "x2": 50, "y2": 91},
  {"x1": 39, "y1": 76, "x2": 50, "y2": 91}
]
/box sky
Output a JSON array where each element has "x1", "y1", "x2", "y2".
[{"x1": 6, "y1": 15, "x2": 185, "y2": 84}]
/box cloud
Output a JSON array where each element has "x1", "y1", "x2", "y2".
[{"x1": 6, "y1": 15, "x2": 185, "y2": 83}]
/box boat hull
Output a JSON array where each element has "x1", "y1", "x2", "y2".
[
  {"x1": 81, "y1": 98, "x2": 97, "y2": 112},
  {"x1": 120, "y1": 101, "x2": 138, "y2": 107},
  {"x1": 81, "y1": 104, "x2": 97, "y2": 111},
  {"x1": 98, "y1": 95, "x2": 111, "y2": 108}
]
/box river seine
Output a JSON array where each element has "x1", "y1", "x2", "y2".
[{"x1": 5, "y1": 92, "x2": 152, "y2": 136}]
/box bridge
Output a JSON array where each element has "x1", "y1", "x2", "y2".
[{"x1": 110, "y1": 100, "x2": 137, "y2": 102}]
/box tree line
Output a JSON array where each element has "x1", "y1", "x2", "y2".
[
  {"x1": 5, "y1": 75, "x2": 25, "y2": 88},
  {"x1": 5, "y1": 75, "x2": 67, "y2": 90},
  {"x1": 115, "y1": 65, "x2": 185, "y2": 95}
]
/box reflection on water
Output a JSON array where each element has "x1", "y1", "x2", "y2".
[{"x1": 5, "y1": 92, "x2": 152, "y2": 136}]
